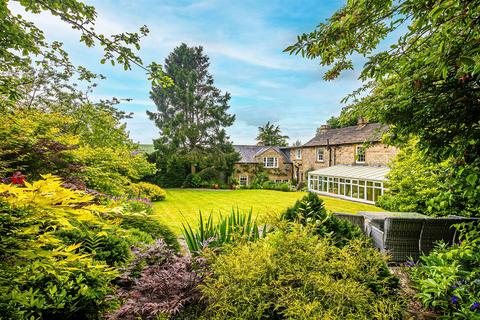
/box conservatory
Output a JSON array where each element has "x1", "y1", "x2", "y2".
[{"x1": 307, "y1": 165, "x2": 390, "y2": 204}]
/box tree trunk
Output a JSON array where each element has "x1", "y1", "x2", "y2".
[{"x1": 190, "y1": 164, "x2": 196, "y2": 174}]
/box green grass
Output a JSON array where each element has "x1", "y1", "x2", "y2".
[{"x1": 152, "y1": 189, "x2": 383, "y2": 234}]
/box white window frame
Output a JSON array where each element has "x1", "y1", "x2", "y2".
[
  {"x1": 275, "y1": 179, "x2": 282, "y2": 183},
  {"x1": 316, "y1": 147, "x2": 325, "y2": 162},
  {"x1": 283, "y1": 179, "x2": 289, "y2": 183},
  {"x1": 356, "y1": 146, "x2": 366, "y2": 163},
  {"x1": 295, "y1": 149, "x2": 302, "y2": 160},
  {"x1": 263, "y1": 156, "x2": 278, "y2": 168},
  {"x1": 239, "y1": 175, "x2": 248, "y2": 186}
]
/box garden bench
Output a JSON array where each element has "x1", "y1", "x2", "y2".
[
  {"x1": 370, "y1": 217, "x2": 425, "y2": 262},
  {"x1": 419, "y1": 218, "x2": 458, "y2": 254},
  {"x1": 332, "y1": 212, "x2": 365, "y2": 231}
]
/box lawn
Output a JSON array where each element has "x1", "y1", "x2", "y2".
[{"x1": 152, "y1": 189, "x2": 383, "y2": 233}]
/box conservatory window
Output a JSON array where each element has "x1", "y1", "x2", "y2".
[{"x1": 307, "y1": 173, "x2": 385, "y2": 204}]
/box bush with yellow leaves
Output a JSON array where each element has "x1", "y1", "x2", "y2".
[{"x1": 0, "y1": 175, "x2": 129, "y2": 319}]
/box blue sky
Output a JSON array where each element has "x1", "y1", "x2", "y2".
[{"x1": 11, "y1": 0, "x2": 368, "y2": 145}]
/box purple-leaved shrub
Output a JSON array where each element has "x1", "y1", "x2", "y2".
[{"x1": 108, "y1": 240, "x2": 204, "y2": 320}]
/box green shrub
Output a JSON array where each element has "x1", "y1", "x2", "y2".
[
  {"x1": 55, "y1": 226, "x2": 132, "y2": 266},
  {"x1": 200, "y1": 227, "x2": 402, "y2": 319},
  {"x1": 182, "y1": 209, "x2": 269, "y2": 254},
  {"x1": 127, "y1": 181, "x2": 166, "y2": 201},
  {"x1": 282, "y1": 192, "x2": 363, "y2": 246},
  {"x1": 0, "y1": 255, "x2": 118, "y2": 320},
  {"x1": 183, "y1": 173, "x2": 203, "y2": 188},
  {"x1": 197, "y1": 167, "x2": 221, "y2": 182},
  {"x1": 409, "y1": 222, "x2": 480, "y2": 319},
  {"x1": 120, "y1": 214, "x2": 180, "y2": 252}
]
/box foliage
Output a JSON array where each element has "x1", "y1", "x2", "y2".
[
  {"x1": 282, "y1": 192, "x2": 363, "y2": 246},
  {"x1": 285, "y1": 0, "x2": 480, "y2": 217},
  {"x1": 109, "y1": 240, "x2": 203, "y2": 320},
  {"x1": 200, "y1": 227, "x2": 402, "y2": 319},
  {"x1": 378, "y1": 140, "x2": 480, "y2": 217},
  {"x1": 182, "y1": 209, "x2": 269, "y2": 254},
  {"x1": 0, "y1": 108, "x2": 79, "y2": 179},
  {"x1": 148, "y1": 43, "x2": 239, "y2": 186},
  {"x1": 0, "y1": 107, "x2": 156, "y2": 195},
  {"x1": 256, "y1": 121, "x2": 289, "y2": 146},
  {"x1": 0, "y1": 175, "x2": 122, "y2": 319},
  {"x1": 120, "y1": 214, "x2": 180, "y2": 252},
  {"x1": 127, "y1": 181, "x2": 166, "y2": 201},
  {"x1": 0, "y1": 0, "x2": 170, "y2": 106},
  {"x1": 69, "y1": 146, "x2": 155, "y2": 195},
  {"x1": 409, "y1": 223, "x2": 480, "y2": 319},
  {"x1": 55, "y1": 226, "x2": 132, "y2": 267}
]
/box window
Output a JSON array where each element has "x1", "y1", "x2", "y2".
[
  {"x1": 356, "y1": 146, "x2": 366, "y2": 163},
  {"x1": 275, "y1": 179, "x2": 282, "y2": 183},
  {"x1": 239, "y1": 176, "x2": 248, "y2": 186},
  {"x1": 283, "y1": 179, "x2": 289, "y2": 183},
  {"x1": 295, "y1": 149, "x2": 302, "y2": 160},
  {"x1": 316, "y1": 147, "x2": 325, "y2": 162},
  {"x1": 263, "y1": 156, "x2": 278, "y2": 168},
  {"x1": 307, "y1": 173, "x2": 385, "y2": 204}
]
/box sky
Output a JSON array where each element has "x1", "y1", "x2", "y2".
[{"x1": 10, "y1": 0, "x2": 369, "y2": 145}]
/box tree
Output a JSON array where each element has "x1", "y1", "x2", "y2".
[
  {"x1": 256, "y1": 122, "x2": 289, "y2": 146},
  {"x1": 0, "y1": 0, "x2": 171, "y2": 108},
  {"x1": 148, "y1": 43, "x2": 238, "y2": 183},
  {"x1": 285, "y1": 0, "x2": 480, "y2": 216},
  {"x1": 292, "y1": 140, "x2": 302, "y2": 147}
]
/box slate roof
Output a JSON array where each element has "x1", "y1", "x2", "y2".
[
  {"x1": 303, "y1": 123, "x2": 388, "y2": 147},
  {"x1": 233, "y1": 145, "x2": 292, "y2": 164},
  {"x1": 309, "y1": 165, "x2": 390, "y2": 181}
]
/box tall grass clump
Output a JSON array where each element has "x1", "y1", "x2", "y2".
[{"x1": 182, "y1": 208, "x2": 269, "y2": 254}]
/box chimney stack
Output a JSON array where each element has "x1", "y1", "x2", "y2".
[
  {"x1": 357, "y1": 116, "x2": 368, "y2": 127},
  {"x1": 318, "y1": 124, "x2": 331, "y2": 133}
]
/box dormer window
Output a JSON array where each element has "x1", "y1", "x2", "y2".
[
  {"x1": 263, "y1": 157, "x2": 278, "y2": 168},
  {"x1": 356, "y1": 146, "x2": 366, "y2": 163},
  {"x1": 316, "y1": 147, "x2": 325, "y2": 162},
  {"x1": 296, "y1": 149, "x2": 302, "y2": 160}
]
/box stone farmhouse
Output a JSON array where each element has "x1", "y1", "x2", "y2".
[{"x1": 233, "y1": 119, "x2": 398, "y2": 204}]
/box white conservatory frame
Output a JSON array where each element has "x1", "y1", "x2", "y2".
[{"x1": 307, "y1": 165, "x2": 390, "y2": 204}]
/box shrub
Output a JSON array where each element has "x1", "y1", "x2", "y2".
[
  {"x1": 182, "y1": 173, "x2": 203, "y2": 188},
  {"x1": 409, "y1": 222, "x2": 480, "y2": 319},
  {"x1": 0, "y1": 176, "x2": 122, "y2": 319},
  {"x1": 182, "y1": 209, "x2": 269, "y2": 254},
  {"x1": 120, "y1": 214, "x2": 180, "y2": 252},
  {"x1": 127, "y1": 181, "x2": 166, "y2": 201},
  {"x1": 200, "y1": 227, "x2": 402, "y2": 319},
  {"x1": 281, "y1": 192, "x2": 363, "y2": 246},
  {"x1": 109, "y1": 240, "x2": 204, "y2": 320},
  {"x1": 0, "y1": 253, "x2": 118, "y2": 320},
  {"x1": 197, "y1": 167, "x2": 221, "y2": 182},
  {"x1": 122, "y1": 198, "x2": 154, "y2": 215},
  {"x1": 55, "y1": 227, "x2": 132, "y2": 266}
]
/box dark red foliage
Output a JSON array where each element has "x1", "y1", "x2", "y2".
[
  {"x1": 2, "y1": 171, "x2": 26, "y2": 185},
  {"x1": 108, "y1": 240, "x2": 204, "y2": 320}
]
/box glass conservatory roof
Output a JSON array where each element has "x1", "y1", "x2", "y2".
[{"x1": 309, "y1": 165, "x2": 390, "y2": 181}]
